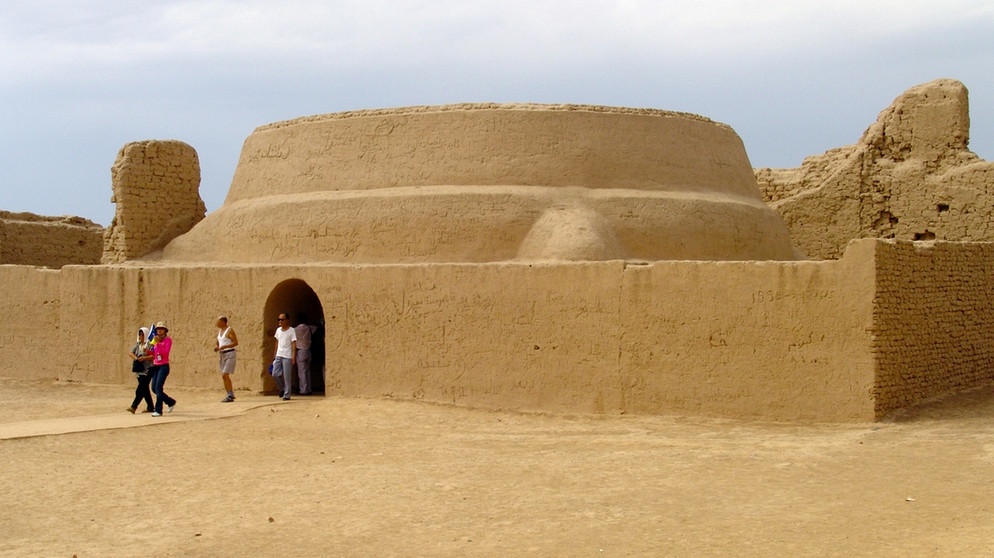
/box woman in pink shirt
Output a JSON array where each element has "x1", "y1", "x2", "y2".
[{"x1": 146, "y1": 322, "x2": 177, "y2": 416}]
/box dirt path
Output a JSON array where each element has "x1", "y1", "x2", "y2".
[{"x1": 1, "y1": 379, "x2": 993, "y2": 557}]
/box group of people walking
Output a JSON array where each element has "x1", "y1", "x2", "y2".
[
  {"x1": 127, "y1": 313, "x2": 318, "y2": 412},
  {"x1": 270, "y1": 312, "x2": 318, "y2": 400},
  {"x1": 127, "y1": 322, "x2": 176, "y2": 416}
]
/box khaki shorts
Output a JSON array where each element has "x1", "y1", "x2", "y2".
[{"x1": 219, "y1": 350, "x2": 236, "y2": 374}]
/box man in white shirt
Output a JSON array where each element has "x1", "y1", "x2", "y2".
[
  {"x1": 294, "y1": 314, "x2": 318, "y2": 395},
  {"x1": 272, "y1": 313, "x2": 297, "y2": 400}
]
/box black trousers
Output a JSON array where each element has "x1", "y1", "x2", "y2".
[{"x1": 131, "y1": 372, "x2": 154, "y2": 411}]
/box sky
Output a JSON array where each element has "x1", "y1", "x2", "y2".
[{"x1": 2, "y1": 1, "x2": 993, "y2": 226}]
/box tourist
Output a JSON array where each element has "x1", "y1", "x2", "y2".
[
  {"x1": 272, "y1": 313, "x2": 297, "y2": 400},
  {"x1": 214, "y1": 315, "x2": 239, "y2": 402},
  {"x1": 293, "y1": 313, "x2": 317, "y2": 395},
  {"x1": 126, "y1": 326, "x2": 154, "y2": 413},
  {"x1": 147, "y1": 321, "x2": 177, "y2": 416}
]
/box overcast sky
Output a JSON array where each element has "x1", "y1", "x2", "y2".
[{"x1": 2, "y1": 0, "x2": 992, "y2": 226}]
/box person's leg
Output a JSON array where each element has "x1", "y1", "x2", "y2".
[
  {"x1": 159, "y1": 364, "x2": 176, "y2": 410},
  {"x1": 136, "y1": 373, "x2": 154, "y2": 411},
  {"x1": 272, "y1": 358, "x2": 285, "y2": 396},
  {"x1": 142, "y1": 376, "x2": 155, "y2": 411},
  {"x1": 130, "y1": 376, "x2": 144, "y2": 411},
  {"x1": 297, "y1": 349, "x2": 311, "y2": 395},
  {"x1": 151, "y1": 366, "x2": 165, "y2": 414},
  {"x1": 220, "y1": 351, "x2": 235, "y2": 401},
  {"x1": 281, "y1": 357, "x2": 292, "y2": 399}
]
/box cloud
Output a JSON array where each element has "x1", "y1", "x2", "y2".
[
  {"x1": 4, "y1": 0, "x2": 991, "y2": 83},
  {"x1": 0, "y1": 0, "x2": 992, "y2": 224}
]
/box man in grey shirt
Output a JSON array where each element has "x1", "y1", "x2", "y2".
[{"x1": 294, "y1": 313, "x2": 318, "y2": 395}]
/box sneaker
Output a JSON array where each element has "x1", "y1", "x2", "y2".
[
  {"x1": 282, "y1": 396, "x2": 291, "y2": 401},
  {"x1": 127, "y1": 407, "x2": 136, "y2": 414},
  {"x1": 167, "y1": 404, "x2": 175, "y2": 413},
  {"x1": 151, "y1": 412, "x2": 162, "y2": 417},
  {"x1": 221, "y1": 394, "x2": 235, "y2": 403}
]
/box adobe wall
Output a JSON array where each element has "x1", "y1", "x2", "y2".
[
  {"x1": 756, "y1": 79, "x2": 994, "y2": 260},
  {"x1": 6, "y1": 240, "x2": 994, "y2": 422},
  {"x1": 871, "y1": 241, "x2": 994, "y2": 418},
  {"x1": 101, "y1": 140, "x2": 206, "y2": 264},
  {"x1": 328, "y1": 255, "x2": 875, "y2": 421},
  {"x1": 0, "y1": 265, "x2": 61, "y2": 380},
  {"x1": 40, "y1": 242, "x2": 872, "y2": 421},
  {"x1": 618, "y1": 243, "x2": 876, "y2": 420},
  {"x1": 57, "y1": 264, "x2": 254, "y2": 386},
  {"x1": 0, "y1": 211, "x2": 103, "y2": 267}
]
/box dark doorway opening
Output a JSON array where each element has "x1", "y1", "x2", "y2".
[{"x1": 262, "y1": 279, "x2": 326, "y2": 395}]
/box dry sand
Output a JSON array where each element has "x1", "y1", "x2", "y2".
[{"x1": 1, "y1": 378, "x2": 993, "y2": 557}]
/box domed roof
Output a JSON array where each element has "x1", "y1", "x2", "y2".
[{"x1": 162, "y1": 103, "x2": 796, "y2": 263}]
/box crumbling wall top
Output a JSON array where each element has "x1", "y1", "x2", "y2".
[{"x1": 102, "y1": 140, "x2": 205, "y2": 264}]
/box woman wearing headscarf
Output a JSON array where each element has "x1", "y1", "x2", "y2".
[{"x1": 126, "y1": 326, "x2": 154, "y2": 413}]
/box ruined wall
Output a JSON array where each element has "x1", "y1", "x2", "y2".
[
  {"x1": 0, "y1": 211, "x2": 103, "y2": 267},
  {"x1": 756, "y1": 79, "x2": 994, "y2": 259},
  {"x1": 871, "y1": 241, "x2": 994, "y2": 418},
  {"x1": 618, "y1": 241, "x2": 876, "y2": 420},
  {"x1": 58, "y1": 265, "x2": 249, "y2": 386},
  {"x1": 0, "y1": 266, "x2": 61, "y2": 380},
  {"x1": 50, "y1": 246, "x2": 876, "y2": 422},
  {"x1": 4, "y1": 241, "x2": 988, "y2": 422},
  {"x1": 318, "y1": 257, "x2": 875, "y2": 421},
  {"x1": 101, "y1": 140, "x2": 206, "y2": 264}
]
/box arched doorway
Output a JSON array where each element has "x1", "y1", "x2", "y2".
[{"x1": 262, "y1": 279, "x2": 325, "y2": 395}]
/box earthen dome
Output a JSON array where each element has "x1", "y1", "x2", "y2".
[{"x1": 161, "y1": 104, "x2": 795, "y2": 263}]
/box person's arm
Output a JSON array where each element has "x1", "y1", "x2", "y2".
[
  {"x1": 227, "y1": 329, "x2": 239, "y2": 349},
  {"x1": 152, "y1": 337, "x2": 172, "y2": 363},
  {"x1": 291, "y1": 340, "x2": 297, "y2": 363}
]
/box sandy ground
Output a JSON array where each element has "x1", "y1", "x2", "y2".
[{"x1": 1, "y1": 379, "x2": 993, "y2": 557}]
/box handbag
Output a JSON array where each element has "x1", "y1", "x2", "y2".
[{"x1": 131, "y1": 342, "x2": 146, "y2": 374}]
